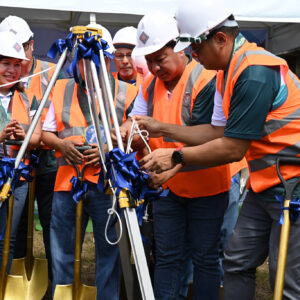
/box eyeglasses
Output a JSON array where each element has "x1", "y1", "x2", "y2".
[{"x1": 114, "y1": 53, "x2": 132, "y2": 61}]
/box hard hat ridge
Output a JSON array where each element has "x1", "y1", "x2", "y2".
[
  {"x1": 132, "y1": 11, "x2": 179, "y2": 57},
  {"x1": 0, "y1": 31, "x2": 28, "y2": 60},
  {"x1": 0, "y1": 15, "x2": 34, "y2": 44},
  {"x1": 174, "y1": 0, "x2": 234, "y2": 52}
]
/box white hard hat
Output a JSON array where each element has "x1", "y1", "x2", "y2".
[
  {"x1": 113, "y1": 26, "x2": 137, "y2": 48},
  {"x1": 86, "y1": 23, "x2": 116, "y2": 54},
  {"x1": 174, "y1": 0, "x2": 233, "y2": 52},
  {"x1": 132, "y1": 11, "x2": 179, "y2": 57},
  {"x1": 0, "y1": 31, "x2": 28, "y2": 60},
  {"x1": 0, "y1": 15, "x2": 33, "y2": 44},
  {"x1": 131, "y1": 54, "x2": 150, "y2": 78}
]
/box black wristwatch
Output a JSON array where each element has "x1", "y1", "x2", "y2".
[{"x1": 172, "y1": 148, "x2": 184, "y2": 165}]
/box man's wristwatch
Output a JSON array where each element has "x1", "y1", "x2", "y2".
[{"x1": 172, "y1": 147, "x2": 184, "y2": 165}]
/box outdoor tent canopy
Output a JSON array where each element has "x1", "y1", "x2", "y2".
[{"x1": 1, "y1": 0, "x2": 300, "y2": 56}]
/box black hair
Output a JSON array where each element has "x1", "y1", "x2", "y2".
[
  {"x1": 206, "y1": 15, "x2": 239, "y2": 40},
  {"x1": 165, "y1": 40, "x2": 177, "y2": 49}
]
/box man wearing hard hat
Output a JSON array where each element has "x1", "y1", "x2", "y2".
[
  {"x1": 42, "y1": 23, "x2": 137, "y2": 299},
  {"x1": 112, "y1": 26, "x2": 146, "y2": 88},
  {"x1": 0, "y1": 31, "x2": 41, "y2": 270},
  {"x1": 138, "y1": 1, "x2": 300, "y2": 299},
  {"x1": 0, "y1": 15, "x2": 66, "y2": 279},
  {"x1": 121, "y1": 11, "x2": 231, "y2": 300}
]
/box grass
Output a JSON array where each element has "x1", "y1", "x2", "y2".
[{"x1": 33, "y1": 230, "x2": 273, "y2": 300}]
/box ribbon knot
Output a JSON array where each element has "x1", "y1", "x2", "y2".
[
  {"x1": 70, "y1": 176, "x2": 88, "y2": 203},
  {"x1": 275, "y1": 194, "x2": 300, "y2": 224},
  {"x1": 47, "y1": 33, "x2": 74, "y2": 59},
  {"x1": 69, "y1": 32, "x2": 114, "y2": 83},
  {"x1": 98, "y1": 148, "x2": 165, "y2": 224}
]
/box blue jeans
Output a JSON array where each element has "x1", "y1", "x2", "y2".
[
  {"x1": 153, "y1": 190, "x2": 228, "y2": 300},
  {"x1": 50, "y1": 183, "x2": 121, "y2": 300},
  {"x1": 219, "y1": 172, "x2": 240, "y2": 281},
  {"x1": 0, "y1": 183, "x2": 28, "y2": 271},
  {"x1": 223, "y1": 190, "x2": 300, "y2": 300}
]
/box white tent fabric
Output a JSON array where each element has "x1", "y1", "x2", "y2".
[
  {"x1": 0, "y1": 0, "x2": 300, "y2": 56},
  {"x1": 2, "y1": 0, "x2": 300, "y2": 23}
]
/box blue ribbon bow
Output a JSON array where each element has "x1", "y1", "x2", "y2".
[
  {"x1": 69, "y1": 32, "x2": 114, "y2": 83},
  {"x1": 0, "y1": 157, "x2": 33, "y2": 193},
  {"x1": 275, "y1": 194, "x2": 300, "y2": 224},
  {"x1": 98, "y1": 148, "x2": 166, "y2": 224},
  {"x1": 70, "y1": 176, "x2": 88, "y2": 203},
  {"x1": 47, "y1": 33, "x2": 75, "y2": 59}
]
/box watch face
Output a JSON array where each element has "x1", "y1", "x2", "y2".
[{"x1": 172, "y1": 150, "x2": 183, "y2": 165}]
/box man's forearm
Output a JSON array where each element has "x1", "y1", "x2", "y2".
[
  {"x1": 160, "y1": 123, "x2": 224, "y2": 146},
  {"x1": 41, "y1": 131, "x2": 63, "y2": 152}
]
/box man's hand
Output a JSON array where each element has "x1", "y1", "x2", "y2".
[
  {"x1": 84, "y1": 143, "x2": 101, "y2": 166},
  {"x1": 0, "y1": 120, "x2": 16, "y2": 142},
  {"x1": 111, "y1": 127, "x2": 128, "y2": 147},
  {"x1": 12, "y1": 121, "x2": 26, "y2": 140},
  {"x1": 133, "y1": 115, "x2": 163, "y2": 138},
  {"x1": 147, "y1": 165, "x2": 181, "y2": 189},
  {"x1": 139, "y1": 148, "x2": 175, "y2": 173},
  {"x1": 58, "y1": 139, "x2": 84, "y2": 165}
]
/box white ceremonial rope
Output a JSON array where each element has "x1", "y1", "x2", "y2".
[
  {"x1": 126, "y1": 119, "x2": 152, "y2": 154},
  {"x1": 0, "y1": 65, "x2": 56, "y2": 88},
  {"x1": 105, "y1": 120, "x2": 152, "y2": 245}
]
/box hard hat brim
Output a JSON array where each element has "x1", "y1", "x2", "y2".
[
  {"x1": 132, "y1": 42, "x2": 167, "y2": 57},
  {"x1": 174, "y1": 40, "x2": 191, "y2": 53}
]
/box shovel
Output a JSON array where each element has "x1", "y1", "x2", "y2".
[
  {"x1": 53, "y1": 155, "x2": 97, "y2": 300},
  {"x1": 9, "y1": 169, "x2": 48, "y2": 300},
  {"x1": 0, "y1": 194, "x2": 25, "y2": 300},
  {"x1": 273, "y1": 157, "x2": 300, "y2": 300}
]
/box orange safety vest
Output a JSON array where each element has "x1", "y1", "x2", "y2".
[
  {"x1": 26, "y1": 59, "x2": 56, "y2": 122},
  {"x1": 217, "y1": 40, "x2": 300, "y2": 193},
  {"x1": 230, "y1": 158, "x2": 248, "y2": 177},
  {"x1": 112, "y1": 71, "x2": 143, "y2": 90},
  {"x1": 52, "y1": 77, "x2": 137, "y2": 191},
  {"x1": 10, "y1": 90, "x2": 34, "y2": 157},
  {"x1": 143, "y1": 60, "x2": 231, "y2": 198}
]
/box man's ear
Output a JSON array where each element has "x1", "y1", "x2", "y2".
[
  {"x1": 30, "y1": 40, "x2": 34, "y2": 52},
  {"x1": 213, "y1": 32, "x2": 227, "y2": 48}
]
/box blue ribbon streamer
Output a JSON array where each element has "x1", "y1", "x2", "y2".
[
  {"x1": 98, "y1": 148, "x2": 166, "y2": 224},
  {"x1": 275, "y1": 194, "x2": 300, "y2": 224},
  {"x1": 47, "y1": 33, "x2": 75, "y2": 59},
  {"x1": 0, "y1": 157, "x2": 33, "y2": 193},
  {"x1": 70, "y1": 176, "x2": 88, "y2": 203},
  {"x1": 68, "y1": 32, "x2": 114, "y2": 83}
]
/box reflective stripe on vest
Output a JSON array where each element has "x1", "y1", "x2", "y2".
[
  {"x1": 248, "y1": 142, "x2": 300, "y2": 173},
  {"x1": 58, "y1": 80, "x2": 86, "y2": 139},
  {"x1": 144, "y1": 61, "x2": 230, "y2": 198},
  {"x1": 115, "y1": 80, "x2": 128, "y2": 125},
  {"x1": 19, "y1": 91, "x2": 30, "y2": 132},
  {"x1": 147, "y1": 64, "x2": 205, "y2": 144},
  {"x1": 40, "y1": 61, "x2": 52, "y2": 108},
  {"x1": 220, "y1": 40, "x2": 300, "y2": 192}
]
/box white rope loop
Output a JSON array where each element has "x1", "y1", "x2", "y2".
[
  {"x1": 104, "y1": 119, "x2": 151, "y2": 245},
  {"x1": 126, "y1": 119, "x2": 151, "y2": 154},
  {"x1": 0, "y1": 65, "x2": 56, "y2": 88}
]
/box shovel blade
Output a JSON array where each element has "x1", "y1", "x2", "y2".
[
  {"x1": 10, "y1": 257, "x2": 48, "y2": 300},
  {"x1": 53, "y1": 283, "x2": 97, "y2": 300},
  {"x1": 2, "y1": 274, "x2": 25, "y2": 300}
]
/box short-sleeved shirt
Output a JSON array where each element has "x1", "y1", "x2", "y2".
[
  {"x1": 129, "y1": 58, "x2": 216, "y2": 126},
  {"x1": 220, "y1": 33, "x2": 299, "y2": 200}
]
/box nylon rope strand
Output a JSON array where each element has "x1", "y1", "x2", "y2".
[
  {"x1": 0, "y1": 65, "x2": 56, "y2": 88},
  {"x1": 104, "y1": 119, "x2": 151, "y2": 245},
  {"x1": 126, "y1": 119, "x2": 151, "y2": 154}
]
